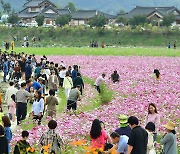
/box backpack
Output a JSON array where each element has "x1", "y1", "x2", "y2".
[{"x1": 15, "y1": 140, "x2": 31, "y2": 154}]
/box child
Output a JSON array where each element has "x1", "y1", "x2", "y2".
[
  {"x1": 14, "y1": 130, "x2": 34, "y2": 154},
  {"x1": 9, "y1": 94, "x2": 16, "y2": 122},
  {"x1": 0, "y1": 106, "x2": 4, "y2": 125}
]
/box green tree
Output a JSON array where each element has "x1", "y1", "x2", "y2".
[
  {"x1": 162, "y1": 15, "x2": 176, "y2": 27},
  {"x1": 8, "y1": 14, "x2": 19, "y2": 24},
  {"x1": 89, "y1": 15, "x2": 107, "y2": 27},
  {"x1": 116, "y1": 17, "x2": 128, "y2": 25},
  {"x1": 2, "y1": 3, "x2": 11, "y2": 14},
  {"x1": 55, "y1": 15, "x2": 71, "y2": 27},
  {"x1": 68, "y1": 2, "x2": 76, "y2": 12},
  {"x1": 119, "y1": 9, "x2": 126, "y2": 14},
  {"x1": 129, "y1": 15, "x2": 147, "y2": 26},
  {"x1": 35, "y1": 15, "x2": 44, "y2": 26}
]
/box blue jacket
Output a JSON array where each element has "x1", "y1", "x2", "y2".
[
  {"x1": 3, "y1": 62, "x2": 8, "y2": 73},
  {"x1": 72, "y1": 70, "x2": 77, "y2": 81},
  {"x1": 25, "y1": 64, "x2": 32, "y2": 77},
  {"x1": 4, "y1": 127, "x2": 12, "y2": 143}
]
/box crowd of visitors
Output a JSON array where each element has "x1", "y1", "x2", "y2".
[{"x1": 0, "y1": 50, "x2": 178, "y2": 154}]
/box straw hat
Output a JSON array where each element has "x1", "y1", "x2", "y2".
[{"x1": 163, "y1": 121, "x2": 175, "y2": 130}]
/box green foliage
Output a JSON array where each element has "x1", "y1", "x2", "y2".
[
  {"x1": 2, "y1": 2, "x2": 11, "y2": 14},
  {"x1": 162, "y1": 15, "x2": 176, "y2": 27},
  {"x1": 89, "y1": 15, "x2": 107, "y2": 27},
  {"x1": 116, "y1": 16, "x2": 128, "y2": 25},
  {"x1": 8, "y1": 14, "x2": 19, "y2": 24},
  {"x1": 129, "y1": 15, "x2": 148, "y2": 26},
  {"x1": 55, "y1": 15, "x2": 71, "y2": 27},
  {"x1": 35, "y1": 15, "x2": 44, "y2": 26},
  {"x1": 68, "y1": 2, "x2": 76, "y2": 12}
]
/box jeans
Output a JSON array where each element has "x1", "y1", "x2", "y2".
[{"x1": 3, "y1": 72, "x2": 8, "y2": 82}]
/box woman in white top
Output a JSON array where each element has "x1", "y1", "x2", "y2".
[
  {"x1": 63, "y1": 71, "x2": 73, "y2": 99},
  {"x1": 32, "y1": 91, "x2": 44, "y2": 125},
  {"x1": 145, "y1": 122, "x2": 156, "y2": 154}
]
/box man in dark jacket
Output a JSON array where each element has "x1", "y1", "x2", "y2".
[
  {"x1": 25, "y1": 62, "x2": 32, "y2": 81},
  {"x1": 73, "y1": 73, "x2": 84, "y2": 95}
]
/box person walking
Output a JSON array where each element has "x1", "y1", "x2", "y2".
[
  {"x1": 16, "y1": 82, "x2": 34, "y2": 125},
  {"x1": 48, "y1": 70, "x2": 59, "y2": 92},
  {"x1": 3, "y1": 58, "x2": 8, "y2": 82},
  {"x1": 46, "y1": 90, "x2": 59, "y2": 117},
  {"x1": 160, "y1": 121, "x2": 177, "y2": 154},
  {"x1": 4, "y1": 81, "x2": 18, "y2": 108},
  {"x1": 39, "y1": 120, "x2": 64, "y2": 154},
  {"x1": 25, "y1": 61, "x2": 32, "y2": 81},
  {"x1": 73, "y1": 73, "x2": 84, "y2": 95},
  {"x1": 94, "y1": 73, "x2": 106, "y2": 93},
  {"x1": 63, "y1": 72, "x2": 73, "y2": 99},
  {"x1": 127, "y1": 116, "x2": 148, "y2": 154},
  {"x1": 72, "y1": 65, "x2": 78, "y2": 81},
  {"x1": 32, "y1": 91, "x2": 44, "y2": 125}
]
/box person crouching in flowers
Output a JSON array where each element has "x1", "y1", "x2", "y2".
[
  {"x1": 14, "y1": 130, "x2": 35, "y2": 154},
  {"x1": 160, "y1": 121, "x2": 177, "y2": 154},
  {"x1": 32, "y1": 91, "x2": 44, "y2": 125},
  {"x1": 39, "y1": 120, "x2": 64, "y2": 154}
]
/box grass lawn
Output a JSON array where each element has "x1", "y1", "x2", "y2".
[{"x1": 13, "y1": 47, "x2": 180, "y2": 57}]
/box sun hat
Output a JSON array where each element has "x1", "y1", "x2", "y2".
[
  {"x1": 119, "y1": 115, "x2": 128, "y2": 124},
  {"x1": 38, "y1": 77, "x2": 44, "y2": 81},
  {"x1": 163, "y1": 121, "x2": 175, "y2": 130}
]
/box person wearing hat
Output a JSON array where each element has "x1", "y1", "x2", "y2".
[
  {"x1": 160, "y1": 121, "x2": 177, "y2": 154},
  {"x1": 115, "y1": 115, "x2": 131, "y2": 137}
]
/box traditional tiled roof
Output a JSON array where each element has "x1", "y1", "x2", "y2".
[
  {"x1": 57, "y1": 8, "x2": 71, "y2": 15},
  {"x1": 71, "y1": 10, "x2": 116, "y2": 19},
  {"x1": 18, "y1": 8, "x2": 39, "y2": 18},
  {"x1": 120, "y1": 6, "x2": 180, "y2": 18},
  {"x1": 24, "y1": 0, "x2": 55, "y2": 7}
]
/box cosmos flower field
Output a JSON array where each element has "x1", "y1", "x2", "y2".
[{"x1": 11, "y1": 56, "x2": 180, "y2": 152}]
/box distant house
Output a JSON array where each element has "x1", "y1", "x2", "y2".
[
  {"x1": 18, "y1": 0, "x2": 71, "y2": 25},
  {"x1": 118, "y1": 6, "x2": 180, "y2": 26},
  {"x1": 70, "y1": 10, "x2": 116, "y2": 26}
]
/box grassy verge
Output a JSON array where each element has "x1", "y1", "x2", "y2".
[
  {"x1": 83, "y1": 76, "x2": 114, "y2": 105},
  {"x1": 12, "y1": 47, "x2": 180, "y2": 57}
]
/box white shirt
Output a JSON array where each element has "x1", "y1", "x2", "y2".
[
  {"x1": 94, "y1": 76, "x2": 105, "y2": 86},
  {"x1": 59, "y1": 70, "x2": 66, "y2": 78},
  {"x1": 5, "y1": 86, "x2": 18, "y2": 105},
  {"x1": 44, "y1": 68, "x2": 50, "y2": 79}
]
